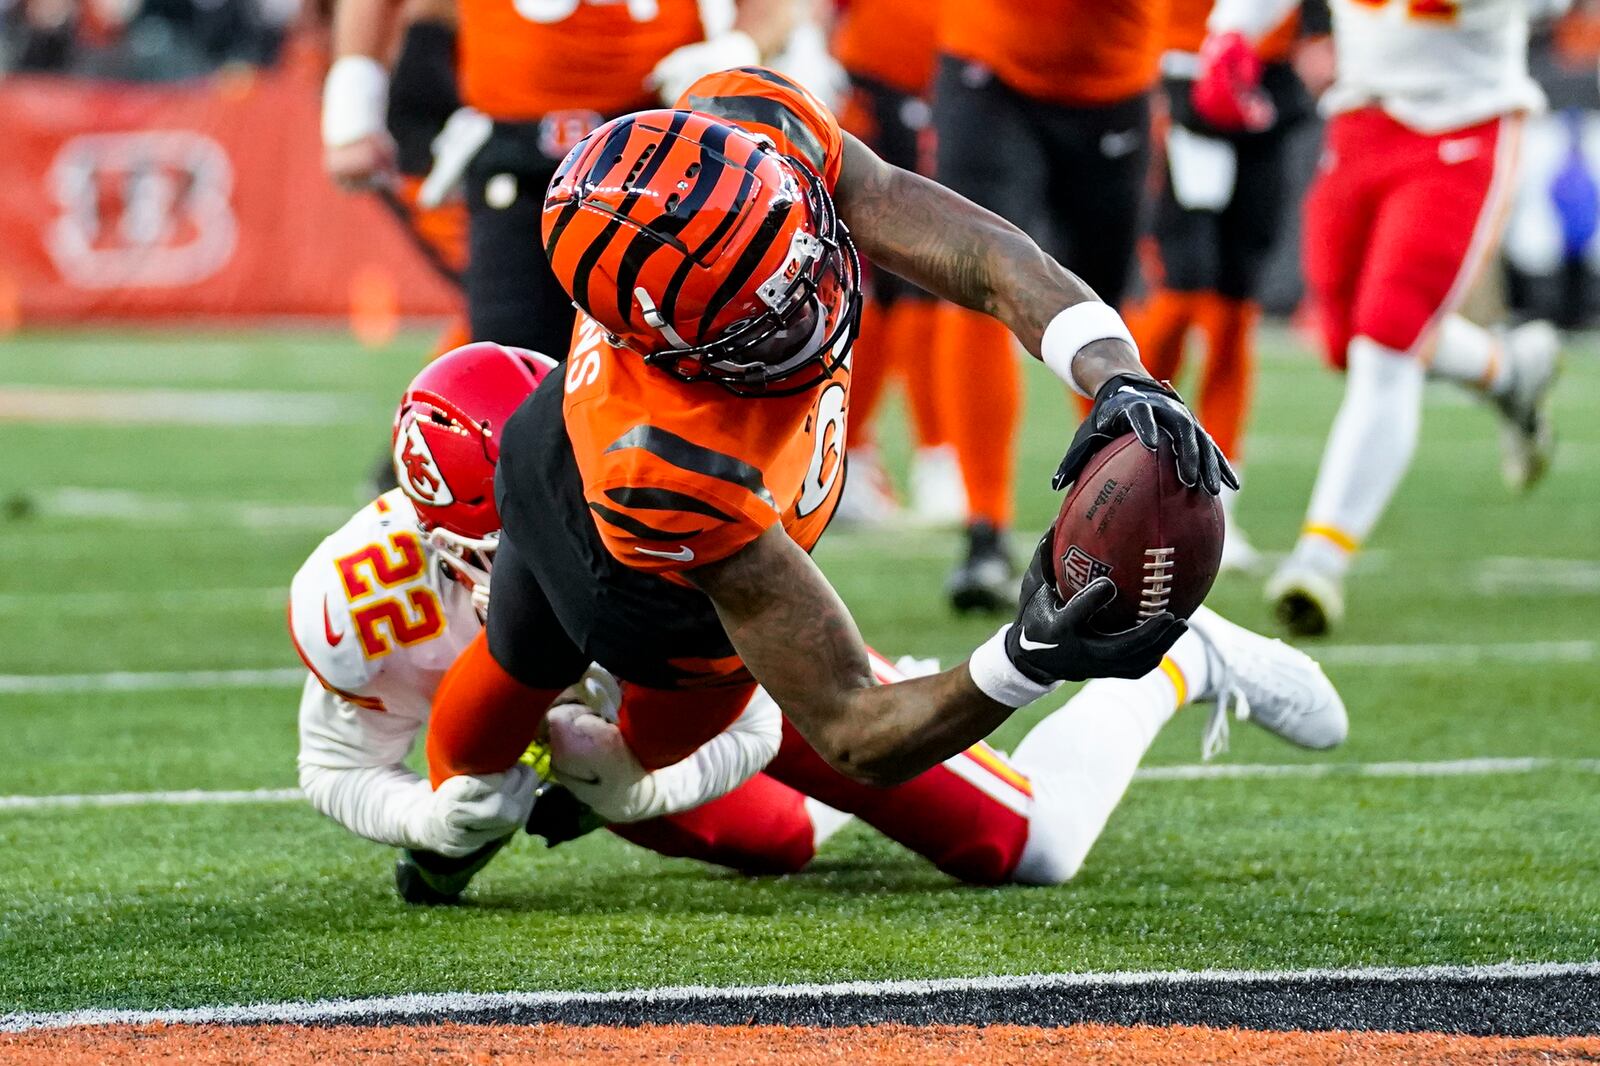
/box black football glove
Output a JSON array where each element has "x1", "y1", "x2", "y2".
[
  {"x1": 1053, "y1": 374, "x2": 1239, "y2": 496},
  {"x1": 1003, "y1": 529, "x2": 1187, "y2": 684}
]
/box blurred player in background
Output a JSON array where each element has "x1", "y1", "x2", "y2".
[
  {"x1": 292, "y1": 345, "x2": 1347, "y2": 903},
  {"x1": 1130, "y1": 0, "x2": 1318, "y2": 572},
  {"x1": 318, "y1": 0, "x2": 470, "y2": 492},
  {"x1": 828, "y1": 0, "x2": 964, "y2": 526},
  {"x1": 1204, "y1": 0, "x2": 1566, "y2": 635},
  {"x1": 932, "y1": 0, "x2": 1165, "y2": 611},
  {"x1": 321, "y1": 0, "x2": 801, "y2": 360}
]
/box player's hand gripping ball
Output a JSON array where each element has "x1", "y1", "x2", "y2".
[{"x1": 1052, "y1": 432, "x2": 1225, "y2": 633}]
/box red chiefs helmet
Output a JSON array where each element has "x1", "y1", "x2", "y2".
[
  {"x1": 542, "y1": 109, "x2": 860, "y2": 396},
  {"x1": 391, "y1": 342, "x2": 554, "y2": 606}
]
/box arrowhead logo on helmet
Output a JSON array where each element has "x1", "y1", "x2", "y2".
[{"x1": 394, "y1": 419, "x2": 454, "y2": 507}]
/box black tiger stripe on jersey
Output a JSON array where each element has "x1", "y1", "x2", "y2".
[
  {"x1": 604, "y1": 426, "x2": 775, "y2": 507},
  {"x1": 734, "y1": 65, "x2": 808, "y2": 94},
  {"x1": 587, "y1": 502, "x2": 707, "y2": 542},
  {"x1": 603, "y1": 487, "x2": 736, "y2": 522},
  {"x1": 684, "y1": 93, "x2": 830, "y2": 180}
]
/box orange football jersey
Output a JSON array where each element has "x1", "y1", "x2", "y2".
[
  {"x1": 1165, "y1": 0, "x2": 1297, "y2": 62},
  {"x1": 561, "y1": 68, "x2": 852, "y2": 579},
  {"x1": 457, "y1": 0, "x2": 703, "y2": 120},
  {"x1": 940, "y1": 0, "x2": 1165, "y2": 107},
  {"x1": 833, "y1": 0, "x2": 938, "y2": 97}
]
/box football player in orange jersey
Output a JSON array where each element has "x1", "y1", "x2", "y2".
[
  {"x1": 1128, "y1": 0, "x2": 1319, "y2": 571},
  {"x1": 421, "y1": 67, "x2": 1243, "y2": 807},
  {"x1": 322, "y1": 0, "x2": 801, "y2": 362},
  {"x1": 828, "y1": 0, "x2": 959, "y2": 526},
  {"x1": 931, "y1": 0, "x2": 1167, "y2": 611}
]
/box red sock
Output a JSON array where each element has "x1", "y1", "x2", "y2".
[
  {"x1": 765, "y1": 720, "x2": 1030, "y2": 884},
  {"x1": 933, "y1": 304, "x2": 1019, "y2": 528},
  {"x1": 425, "y1": 629, "x2": 561, "y2": 786},
  {"x1": 609, "y1": 773, "x2": 817, "y2": 876}
]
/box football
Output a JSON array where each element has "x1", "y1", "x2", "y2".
[{"x1": 1051, "y1": 433, "x2": 1225, "y2": 633}]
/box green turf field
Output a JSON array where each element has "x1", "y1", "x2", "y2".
[{"x1": 2, "y1": 326, "x2": 1597, "y2": 1013}]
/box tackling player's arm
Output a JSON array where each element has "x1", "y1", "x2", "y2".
[
  {"x1": 690, "y1": 526, "x2": 1180, "y2": 787},
  {"x1": 833, "y1": 133, "x2": 1235, "y2": 494}
]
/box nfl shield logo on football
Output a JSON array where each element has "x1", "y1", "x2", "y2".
[{"x1": 1061, "y1": 544, "x2": 1113, "y2": 594}]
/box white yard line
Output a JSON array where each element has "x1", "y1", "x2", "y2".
[
  {"x1": 3, "y1": 960, "x2": 1596, "y2": 1032},
  {"x1": 0, "y1": 387, "x2": 370, "y2": 427},
  {"x1": 0, "y1": 588, "x2": 284, "y2": 615},
  {"x1": 29, "y1": 488, "x2": 353, "y2": 530},
  {"x1": 0, "y1": 668, "x2": 304, "y2": 695},
  {"x1": 1135, "y1": 756, "x2": 1600, "y2": 782},
  {"x1": 0, "y1": 788, "x2": 302, "y2": 812},
  {"x1": 6, "y1": 756, "x2": 1599, "y2": 815},
  {"x1": 1313, "y1": 639, "x2": 1595, "y2": 667}
]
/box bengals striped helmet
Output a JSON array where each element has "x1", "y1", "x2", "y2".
[
  {"x1": 542, "y1": 109, "x2": 860, "y2": 396},
  {"x1": 391, "y1": 342, "x2": 555, "y2": 607}
]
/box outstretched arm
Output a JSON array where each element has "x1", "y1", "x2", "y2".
[
  {"x1": 832, "y1": 133, "x2": 1146, "y2": 398},
  {"x1": 832, "y1": 132, "x2": 1236, "y2": 495},
  {"x1": 689, "y1": 526, "x2": 1180, "y2": 787}
]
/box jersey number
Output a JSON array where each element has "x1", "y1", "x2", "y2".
[
  {"x1": 797, "y1": 382, "x2": 847, "y2": 518},
  {"x1": 1349, "y1": 0, "x2": 1459, "y2": 21},
  {"x1": 512, "y1": 0, "x2": 660, "y2": 25},
  {"x1": 333, "y1": 531, "x2": 445, "y2": 659}
]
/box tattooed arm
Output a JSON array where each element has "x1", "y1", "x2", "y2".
[
  {"x1": 688, "y1": 526, "x2": 1014, "y2": 786},
  {"x1": 832, "y1": 132, "x2": 1149, "y2": 397}
]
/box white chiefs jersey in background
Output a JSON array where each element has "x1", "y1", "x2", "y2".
[{"x1": 1213, "y1": 0, "x2": 1568, "y2": 133}]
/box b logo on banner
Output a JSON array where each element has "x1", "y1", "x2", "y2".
[{"x1": 47, "y1": 131, "x2": 237, "y2": 290}]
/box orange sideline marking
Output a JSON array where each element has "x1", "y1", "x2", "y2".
[{"x1": 4, "y1": 1022, "x2": 1600, "y2": 1065}]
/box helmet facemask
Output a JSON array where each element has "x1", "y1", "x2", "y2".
[{"x1": 426, "y1": 526, "x2": 497, "y2": 622}]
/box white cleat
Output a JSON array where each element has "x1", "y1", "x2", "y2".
[
  {"x1": 834, "y1": 446, "x2": 902, "y2": 529},
  {"x1": 907, "y1": 445, "x2": 967, "y2": 528},
  {"x1": 1188, "y1": 606, "x2": 1348, "y2": 760},
  {"x1": 1494, "y1": 320, "x2": 1561, "y2": 493},
  {"x1": 1265, "y1": 555, "x2": 1345, "y2": 637}
]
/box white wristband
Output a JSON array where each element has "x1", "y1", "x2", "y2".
[
  {"x1": 322, "y1": 55, "x2": 390, "y2": 149},
  {"x1": 1040, "y1": 302, "x2": 1139, "y2": 398},
  {"x1": 967, "y1": 625, "x2": 1059, "y2": 709}
]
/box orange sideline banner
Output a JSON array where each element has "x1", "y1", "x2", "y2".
[{"x1": 0, "y1": 54, "x2": 461, "y2": 325}]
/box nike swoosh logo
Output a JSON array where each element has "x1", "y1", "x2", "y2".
[
  {"x1": 323, "y1": 597, "x2": 345, "y2": 647},
  {"x1": 561, "y1": 771, "x2": 602, "y2": 786},
  {"x1": 1017, "y1": 632, "x2": 1058, "y2": 651},
  {"x1": 635, "y1": 545, "x2": 695, "y2": 562}
]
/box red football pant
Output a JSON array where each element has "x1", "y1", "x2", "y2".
[
  {"x1": 427, "y1": 630, "x2": 752, "y2": 784},
  {"x1": 1304, "y1": 107, "x2": 1520, "y2": 367},
  {"x1": 617, "y1": 657, "x2": 1035, "y2": 884}
]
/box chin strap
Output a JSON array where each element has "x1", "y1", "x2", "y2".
[{"x1": 426, "y1": 527, "x2": 497, "y2": 621}]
